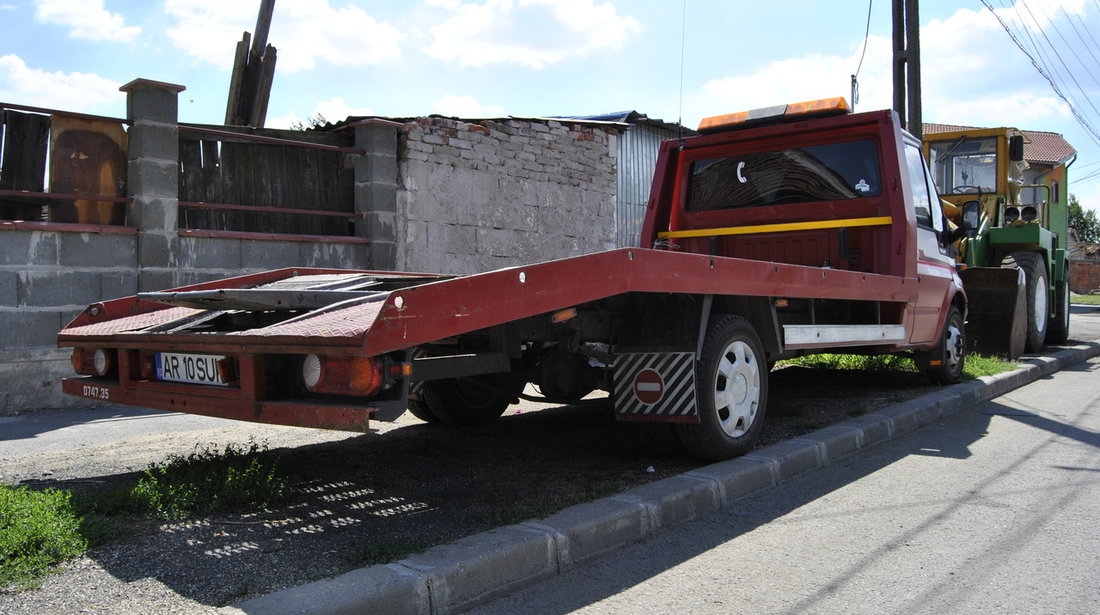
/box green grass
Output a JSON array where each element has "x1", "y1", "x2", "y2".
[
  {"x1": 127, "y1": 441, "x2": 292, "y2": 520},
  {"x1": 779, "y1": 351, "x2": 1017, "y2": 380},
  {"x1": 1, "y1": 442, "x2": 293, "y2": 591},
  {"x1": 0, "y1": 484, "x2": 87, "y2": 591},
  {"x1": 1071, "y1": 292, "x2": 1100, "y2": 305}
]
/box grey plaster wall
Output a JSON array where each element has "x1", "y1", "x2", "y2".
[{"x1": 397, "y1": 117, "x2": 618, "y2": 274}]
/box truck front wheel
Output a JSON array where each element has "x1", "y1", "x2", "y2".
[
  {"x1": 921, "y1": 305, "x2": 966, "y2": 384},
  {"x1": 677, "y1": 315, "x2": 768, "y2": 461}
]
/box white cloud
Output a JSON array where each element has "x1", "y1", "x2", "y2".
[
  {"x1": 267, "y1": 97, "x2": 377, "y2": 129},
  {"x1": 164, "y1": 0, "x2": 403, "y2": 73},
  {"x1": 431, "y1": 94, "x2": 506, "y2": 117},
  {"x1": 33, "y1": 0, "x2": 140, "y2": 42},
  {"x1": 0, "y1": 54, "x2": 123, "y2": 112},
  {"x1": 423, "y1": 0, "x2": 640, "y2": 69},
  {"x1": 692, "y1": 5, "x2": 1075, "y2": 130}
]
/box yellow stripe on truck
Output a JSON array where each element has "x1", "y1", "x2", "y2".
[{"x1": 658, "y1": 216, "x2": 893, "y2": 240}]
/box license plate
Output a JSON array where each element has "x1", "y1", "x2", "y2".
[{"x1": 156, "y1": 352, "x2": 229, "y2": 386}]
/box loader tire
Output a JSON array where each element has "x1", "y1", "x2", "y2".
[
  {"x1": 1002, "y1": 252, "x2": 1048, "y2": 354},
  {"x1": 1046, "y1": 279, "x2": 1071, "y2": 345},
  {"x1": 676, "y1": 315, "x2": 768, "y2": 461}
]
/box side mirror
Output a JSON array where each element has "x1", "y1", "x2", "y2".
[
  {"x1": 961, "y1": 200, "x2": 981, "y2": 238},
  {"x1": 1008, "y1": 135, "x2": 1024, "y2": 162}
]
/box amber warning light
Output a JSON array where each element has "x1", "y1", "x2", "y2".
[{"x1": 698, "y1": 97, "x2": 851, "y2": 134}]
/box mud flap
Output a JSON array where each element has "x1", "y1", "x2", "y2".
[
  {"x1": 960, "y1": 267, "x2": 1027, "y2": 359},
  {"x1": 613, "y1": 352, "x2": 699, "y2": 423}
]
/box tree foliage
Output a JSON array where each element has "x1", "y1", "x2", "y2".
[{"x1": 1068, "y1": 194, "x2": 1100, "y2": 243}]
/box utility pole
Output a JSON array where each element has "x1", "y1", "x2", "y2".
[{"x1": 893, "y1": 0, "x2": 922, "y2": 138}]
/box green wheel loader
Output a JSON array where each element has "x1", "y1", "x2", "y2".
[{"x1": 923, "y1": 125, "x2": 1074, "y2": 358}]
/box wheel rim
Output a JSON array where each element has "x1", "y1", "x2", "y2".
[
  {"x1": 711, "y1": 340, "x2": 761, "y2": 438},
  {"x1": 945, "y1": 321, "x2": 964, "y2": 372},
  {"x1": 1033, "y1": 276, "x2": 1048, "y2": 332}
]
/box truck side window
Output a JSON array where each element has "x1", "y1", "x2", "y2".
[
  {"x1": 687, "y1": 139, "x2": 881, "y2": 212},
  {"x1": 905, "y1": 144, "x2": 934, "y2": 228}
]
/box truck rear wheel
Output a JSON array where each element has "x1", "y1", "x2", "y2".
[
  {"x1": 677, "y1": 315, "x2": 768, "y2": 461},
  {"x1": 921, "y1": 305, "x2": 966, "y2": 384},
  {"x1": 1002, "y1": 252, "x2": 1048, "y2": 353},
  {"x1": 1046, "y1": 279, "x2": 1071, "y2": 344},
  {"x1": 418, "y1": 374, "x2": 517, "y2": 426}
]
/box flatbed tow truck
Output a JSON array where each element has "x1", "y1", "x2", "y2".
[{"x1": 59, "y1": 98, "x2": 968, "y2": 460}]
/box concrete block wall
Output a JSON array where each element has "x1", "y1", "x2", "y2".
[
  {"x1": 1070, "y1": 259, "x2": 1100, "y2": 294},
  {"x1": 0, "y1": 228, "x2": 138, "y2": 411},
  {"x1": 397, "y1": 117, "x2": 618, "y2": 274}
]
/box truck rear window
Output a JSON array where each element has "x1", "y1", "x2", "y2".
[{"x1": 686, "y1": 139, "x2": 881, "y2": 212}]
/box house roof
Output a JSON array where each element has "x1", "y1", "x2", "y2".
[{"x1": 923, "y1": 122, "x2": 1077, "y2": 166}]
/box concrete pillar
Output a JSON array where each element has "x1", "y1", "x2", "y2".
[
  {"x1": 351, "y1": 119, "x2": 402, "y2": 271},
  {"x1": 119, "y1": 78, "x2": 185, "y2": 291}
]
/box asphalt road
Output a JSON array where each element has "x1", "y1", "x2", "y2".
[{"x1": 466, "y1": 358, "x2": 1100, "y2": 614}]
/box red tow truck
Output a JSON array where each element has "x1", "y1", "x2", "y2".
[{"x1": 59, "y1": 98, "x2": 967, "y2": 460}]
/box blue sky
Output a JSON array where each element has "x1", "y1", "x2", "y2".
[{"x1": 3, "y1": 0, "x2": 1099, "y2": 208}]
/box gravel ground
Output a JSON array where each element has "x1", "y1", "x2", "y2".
[{"x1": 0, "y1": 368, "x2": 937, "y2": 614}]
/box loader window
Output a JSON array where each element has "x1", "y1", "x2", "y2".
[
  {"x1": 929, "y1": 136, "x2": 997, "y2": 195},
  {"x1": 686, "y1": 139, "x2": 881, "y2": 212}
]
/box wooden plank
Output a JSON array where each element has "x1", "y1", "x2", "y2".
[
  {"x1": 224, "y1": 33, "x2": 251, "y2": 125},
  {"x1": 0, "y1": 110, "x2": 50, "y2": 221},
  {"x1": 47, "y1": 116, "x2": 128, "y2": 225}
]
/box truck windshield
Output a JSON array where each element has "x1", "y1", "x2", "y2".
[
  {"x1": 929, "y1": 136, "x2": 997, "y2": 195},
  {"x1": 686, "y1": 139, "x2": 881, "y2": 212}
]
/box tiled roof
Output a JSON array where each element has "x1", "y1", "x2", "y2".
[{"x1": 923, "y1": 122, "x2": 1076, "y2": 165}]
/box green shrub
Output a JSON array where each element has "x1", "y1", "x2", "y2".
[
  {"x1": 130, "y1": 441, "x2": 291, "y2": 520},
  {"x1": 779, "y1": 352, "x2": 1016, "y2": 380},
  {"x1": 0, "y1": 484, "x2": 87, "y2": 590}
]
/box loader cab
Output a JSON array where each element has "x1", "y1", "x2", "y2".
[{"x1": 922, "y1": 127, "x2": 1034, "y2": 231}]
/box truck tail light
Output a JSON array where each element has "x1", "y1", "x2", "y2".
[
  {"x1": 71, "y1": 348, "x2": 113, "y2": 377},
  {"x1": 302, "y1": 354, "x2": 384, "y2": 396}
]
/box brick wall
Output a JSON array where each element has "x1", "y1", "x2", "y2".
[
  {"x1": 398, "y1": 117, "x2": 618, "y2": 274},
  {"x1": 1070, "y1": 259, "x2": 1100, "y2": 294}
]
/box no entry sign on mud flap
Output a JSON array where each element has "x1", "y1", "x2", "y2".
[{"x1": 633, "y1": 368, "x2": 664, "y2": 404}]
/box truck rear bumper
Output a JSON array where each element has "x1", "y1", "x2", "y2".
[{"x1": 60, "y1": 376, "x2": 390, "y2": 432}]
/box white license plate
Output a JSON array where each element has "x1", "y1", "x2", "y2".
[{"x1": 156, "y1": 352, "x2": 229, "y2": 386}]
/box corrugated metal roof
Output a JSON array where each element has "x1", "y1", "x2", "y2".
[
  {"x1": 924, "y1": 122, "x2": 1076, "y2": 165},
  {"x1": 563, "y1": 111, "x2": 695, "y2": 135}
]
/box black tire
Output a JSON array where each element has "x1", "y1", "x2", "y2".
[
  {"x1": 676, "y1": 315, "x2": 768, "y2": 461},
  {"x1": 1046, "y1": 279, "x2": 1071, "y2": 344},
  {"x1": 407, "y1": 385, "x2": 441, "y2": 423},
  {"x1": 922, "y1": 305, "x2": 966, "y2": 384},
  {"x1": 418, "y1": 374, "x2": 516, "y2": 426},
  {"x1": 1002, "y1": 252, "x2": 1048, "y2": 353}
]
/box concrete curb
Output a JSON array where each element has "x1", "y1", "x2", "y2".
[{"x1": 221, "y1": 341, "x2": 1100, "y2": 615}]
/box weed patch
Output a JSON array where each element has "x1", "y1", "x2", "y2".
[
  {"x1": 0, "y1": 484, "x2": 86, "y2": 591},
  {"x1": 129, "y1": 442, "x2": 291, "y2": 520}
]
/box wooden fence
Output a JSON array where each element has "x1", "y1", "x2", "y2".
[{"x1": 0, "y1": 102, "x2": 362, "y2": 237}]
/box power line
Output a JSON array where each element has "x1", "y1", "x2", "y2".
[{"x1": 981, "y1": 0, "x2": 1100, "y2": 149}]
